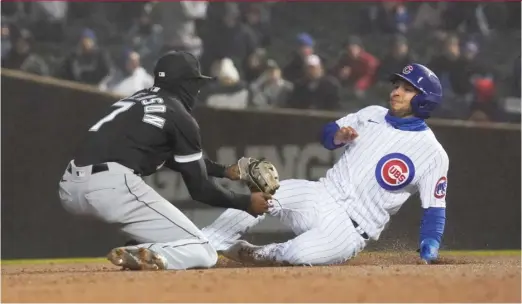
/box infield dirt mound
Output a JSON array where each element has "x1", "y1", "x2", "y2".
[{"x1": 2, "y1": 252, "x2": 520, "y2": 303}]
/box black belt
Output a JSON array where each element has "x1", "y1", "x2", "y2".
[
  {"x1": 67, "y1": 163, "x2": 109, "y2": 175},
  {"x1": 351, "y1": 219, "x2": 369, "y2": 240}
]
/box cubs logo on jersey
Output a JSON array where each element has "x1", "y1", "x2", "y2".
[
  {"x1": 375, "y1": 153, "x2": 415, "y2": 191},
  {"x1": 434, "y1": 176, "x2": 447, "y2": 199}
]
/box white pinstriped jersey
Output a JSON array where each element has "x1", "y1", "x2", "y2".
[{"x1": 320, "y1": 105, "x2": 449, "y2": 240}]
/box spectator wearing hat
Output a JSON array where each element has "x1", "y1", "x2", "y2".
[
  {"x1": 330, "y1": 36, "x2": 379, "y2": 98},
  {"x1": 376, "y1": 35, "x2": 416, "y2": 84},
  {"x1": 57, "y1": 28, "x2": 111, "y2": 85},
  {"x1": 286, "y1": 54, "x2": 340, "y2": 111},
  {"x1": 250, "y1": 59, "x2": 294, "y2": 109},
  {"x1": 99, "y1": 49, "x2": 154, "y2": 97},
  {"x1": 199, "y1": 58, "x2": 250, "y2": 109},
  {"x1": 282, "y1": 32, "x2": 319, "y2": 84},
  {"x1": 1, "y1": 27, "x2": 49, "y2": 76}
]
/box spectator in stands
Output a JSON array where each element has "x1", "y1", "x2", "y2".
[
  {"x1": 454, "y1": 42, "x2": 491, "y2": 96},
  {"x1": 150, "y1": 1, "x2": 207, "y2": 58},
  {"x1": 199, "y1": 58, "x2": 250, "y2": 109},
  {"x1": 1, "y1": 22, "x2": 12, "y2": 58},
  {"x1": 282, "y1": 32, "x2": 316, "y2": 84},
  {"x1": 286, "y1": 54, "x2": 340, "y2": 110},
  {"x1": 1, "y1": 28, "x2": 49, "y2": 76},
  {"x1": 330, "y1": 36, "x2": 379, "y2": 98},
  {"x1": 376, "y1": 35, "x2": 415, "y2": 83},
  {"x1": 411, "y1": 2, "x2": 447, "y2": 31},
  {"x1": 200, "y1": 3, "x2": 258, "y2": 77},
  {"x1": 124, "y1": 7, "x2": 163, "y2": 73},
  {"x1": 428, "y1": 35, "x2": 461, "y2": 93},
  {"x1": 57, "y1": 28, "x2": 111, "y2": 86},
  {"x1": 441, "y1": 3, "x2": 498, "y2": 36},
  {"x1": 250, "y1": 59, "x2": 293, "y2": 109},
  {"x1": 242, "y1": 3, "x2": 271, "y2": 48},
  {"x1": 431, "y1": 39, "x2": 490, "y2": 97},
  {"x1": 366, "y1": 2, "x2": 409, "y2": 34},
  {"x1": 243, "y1": 48, "x2": 268, "y2": 83},
  {"x1": 98, "y1": 49, "x2": 153, "y2": 97},
  {"x1": 27, "y1": 2, "x2": 67, "y2": 43}
]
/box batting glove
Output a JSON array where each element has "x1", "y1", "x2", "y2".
[{"x1": 419, "y1": 238, "x2": 439, "y2": 262}]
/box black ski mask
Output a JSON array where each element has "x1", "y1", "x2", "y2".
[{"x1": 156, "y1": 78, "x2": 206, "y2": 111}]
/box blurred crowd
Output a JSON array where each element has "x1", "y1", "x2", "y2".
[{"x1": 1, "y1": 1, "x2": 520, "y2": 123}]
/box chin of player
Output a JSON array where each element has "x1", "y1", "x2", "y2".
[{"x1": 389, "y1": 101, "x2": 412, "y2": 118}]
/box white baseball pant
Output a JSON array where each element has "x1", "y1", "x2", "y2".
[{"x1": 202, "y1": 179, "x2": 368, "y2": 265}]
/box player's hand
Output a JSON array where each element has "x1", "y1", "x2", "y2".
[
  {"x1": 419, "y1": 238, "x2": 440, "y2": 264},
  {"x1": 247, "y1": 192, "x2": 271, "y2": 217},
  {"x1": 225, "y1": 164, "x2": 241, "y2": 180},
  {"x1": 334, "y1": 126, "x2": 358, "y2": 145}
]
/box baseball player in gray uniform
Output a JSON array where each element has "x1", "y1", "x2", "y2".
[{"x1": 58, "y1": 51, "x2": 271, "y2": 271}]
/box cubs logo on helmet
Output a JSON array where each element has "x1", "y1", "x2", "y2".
[
  {"x1": 434, "y1": 176, "x2": 447, "y2": 199},
  {"x1": 375, "y1": 153, "x2": 415, "y2": 191},
  {"x1": 402, "y1": 65, "x2": 413, "y2": 74}
]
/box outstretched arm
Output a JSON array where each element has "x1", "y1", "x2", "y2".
[
  {"x1": 416, "y1": 149, "x2": 449, "y2": 263},
  {"x1": 166, "y1": 157, "x2": 240, "y2": 180}
]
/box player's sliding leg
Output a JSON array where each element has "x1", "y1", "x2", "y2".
[
  {"x1": 202, "y1": 179, "x2": 321, "y2": 252},
  {"x1": 227, "y1": 208, "x2": 368, "y2": 266},
  {"x1": 201, "y1": 208, "x2": 265, "y2": 251}
]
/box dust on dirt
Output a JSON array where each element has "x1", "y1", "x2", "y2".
[{"x1": 2, "y1": 252, "x2": 520, "y2": 303}]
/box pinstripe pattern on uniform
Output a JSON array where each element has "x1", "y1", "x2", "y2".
[
  {"x1": 202, "y1": 179, "x2": 321, "y2": 251},
  {"x1": 322, "y1": 105, "x2": 448, "y2": 241},
  {"x1": 202, "y1": 209, "x2": 262, "y2": 251}
]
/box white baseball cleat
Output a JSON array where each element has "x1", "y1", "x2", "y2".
[{"x1": 107, "y1": 247, "x2": 168, "y2": 270}]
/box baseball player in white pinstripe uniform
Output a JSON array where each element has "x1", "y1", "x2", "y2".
[{"x1": 202, "y1": 63, "x2": 449, "y2": 266}]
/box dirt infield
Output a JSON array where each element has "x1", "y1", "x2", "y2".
[{"x1": 2, "y1": 252, "x2": 520, "y2": 303}]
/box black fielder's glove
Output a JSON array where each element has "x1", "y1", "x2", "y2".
[{"x1": 237, "y1": 157, "x2": 280, "y2": 195}]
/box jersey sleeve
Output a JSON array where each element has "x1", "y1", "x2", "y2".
[
  {"x1": 165, "y1": 110, "x2": 203, "y2": 163},
  {"x1": 416, "y1": 149, "x2": 449, "y2": 209}
]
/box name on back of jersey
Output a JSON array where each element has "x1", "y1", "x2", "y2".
[
  {"x1": 88, "y1": 88, "x2": 168, "y2": 132},
  {"x1": 136, "y1": 89, "x2": 167, "y2": 129},
  {"x1": 141, "y1": 100, "x2": 166, "y2": 129}
]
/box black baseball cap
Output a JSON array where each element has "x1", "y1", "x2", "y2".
[{"x1": 153, "y1": 51, "x2": 214, "y2": 82}]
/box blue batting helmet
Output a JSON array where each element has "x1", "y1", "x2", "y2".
[{"x1": 391, "y1": 63, "x2": 443, "y2": 119}]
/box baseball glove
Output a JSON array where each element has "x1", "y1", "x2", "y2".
[{"x1": 237, "y1": 157, "x2": 280, "y2": 195}]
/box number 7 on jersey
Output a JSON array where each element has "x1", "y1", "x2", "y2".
[{"x1": 89, "y1": 101, "x2": 134, "y2": 132}]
